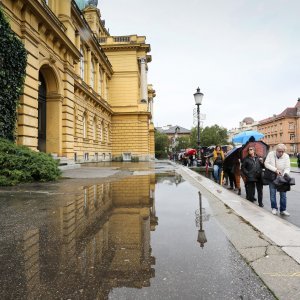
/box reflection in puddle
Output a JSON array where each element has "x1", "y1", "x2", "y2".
[
  {"x1": 0, "y1": 175, "x2": 158, "y2": 299},
  {"x1": 0, "y1": 172, "x2": 275, "y2": 300},
  {"x1": 195, "y1": 191, "x2": 210, "y2": 248}
]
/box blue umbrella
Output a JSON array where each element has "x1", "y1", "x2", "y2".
[{"x1": 232, "y1": 130, "x2": 264, "y2": 144}]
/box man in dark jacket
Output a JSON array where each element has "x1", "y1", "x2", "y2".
[{"x1": 241, "y1": 147, "x2": 264, "y2": 207}]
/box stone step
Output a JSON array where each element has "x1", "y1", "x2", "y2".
[
  {"x1": 59, "y1": 164, "x2": 81, "y2": 171},
  {"x1": 52, "y1": 155, "x2": 78, "y2": 168}
]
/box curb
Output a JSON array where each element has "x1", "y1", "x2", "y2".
[{"x1": 177, "y1": 165, "x2": 300, "y2": 265}]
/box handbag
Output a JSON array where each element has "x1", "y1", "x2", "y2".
[{"x1": 262, "y1": 168, "x2": 277, "y2": 185}]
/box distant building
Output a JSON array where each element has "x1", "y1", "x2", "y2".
[
  {"x1": 258, "y1": 99, "x2": 300, "y2": 154},
  {"x1": 156, "y1": 125, "x2": 191, "y2": 141},
  {"x1": 228, "y1": 117, "x2": 258, "y2": 142}
]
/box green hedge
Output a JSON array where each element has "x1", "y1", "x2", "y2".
[
  {"x1": 0, "y1": 7, "x2": 27, "y2": 141},
  {"x1": 0, "y1": 138, "x2": 61, "y2": 186}
]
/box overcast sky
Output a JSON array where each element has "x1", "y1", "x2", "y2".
[{"x1": 99, "y1": 0, "x2": 300, "y2": 130}]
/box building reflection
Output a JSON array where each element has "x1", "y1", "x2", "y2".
[{"x1": 13, "y1": 175, "x2": 157, "y2": 299}]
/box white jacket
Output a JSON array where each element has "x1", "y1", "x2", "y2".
[{"x1": 264, "y1": 151, "x2": 290, "y2": 175}]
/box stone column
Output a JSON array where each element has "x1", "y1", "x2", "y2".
[
  {"x1": 95, "y1": 61, "x2": 100, "y2": 95},
  {"x1": 86, "y1": 48, "x2": 91, "y2": 86},
  {"x1": 149, "y1": 97, "x2": 154, "y2": 122},
  {"x1": 140, "y1": 58, "x2": 148, "y2": 103},
  {"x1": 75, "y1": 32, "x2": 80, "y2": 76}
]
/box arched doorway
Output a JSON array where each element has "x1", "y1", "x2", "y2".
[
  {"x1": 38, "y1": 65, "x2": 62, "y2": 155},
  {"x1": 38, "y1": 73, "x2": 47, "y2": 152}
]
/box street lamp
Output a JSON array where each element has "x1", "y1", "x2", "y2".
[{"x1": 193, "y1": 87, "x2": 204, "y2": 165}]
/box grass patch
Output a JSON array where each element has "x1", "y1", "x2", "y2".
[{"x1": 290, "y1": 157, "x2": 298, "y2": 167}]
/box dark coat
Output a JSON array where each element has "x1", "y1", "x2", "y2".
[{"x1": 241, "y1": 156, "x2": 263, "y2": 182}]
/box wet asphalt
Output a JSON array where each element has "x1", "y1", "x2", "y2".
[{"x1": 0, "y1": 163, "x2": 275, "y2": 299}]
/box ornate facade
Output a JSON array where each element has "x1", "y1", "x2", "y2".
[{"x1": 1, "y1": 0, "x2": 155, "y2": 161}]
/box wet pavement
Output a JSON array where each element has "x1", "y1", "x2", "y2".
[{"x1": 0, "y1": 162, "x2": 275, "y2": 299}]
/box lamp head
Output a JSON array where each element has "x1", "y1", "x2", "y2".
[{"x1": 194, "y1": 87, "x2": 204, "y2": 105}]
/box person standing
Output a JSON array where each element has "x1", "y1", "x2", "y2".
[
  {"x1": 241, "y1": 147, "x2": 264, "y2": 207},
  {"x1": 212, "y1": 145, "x2": 224, "y2": 184},
  {"x1": 264, "y1": 144, "x2": 291, "y2": 215}
]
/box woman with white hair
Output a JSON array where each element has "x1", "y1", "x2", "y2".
[{"x1": 264, "y1": 144, "x2": 291, "y2": 215}]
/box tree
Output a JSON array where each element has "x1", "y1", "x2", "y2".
[
  {"x1": 190, "y1": 125, "x2": 228, "y2": 147},
  {"x1": 174, "y1": 136, "x2": 190, "y2": 152},
  {"x1": 0, "y1": 7, "x2": 27, "y2": 141},
  {"x1": 155, "y1": 130, "x2": 169, "y2": 158}
]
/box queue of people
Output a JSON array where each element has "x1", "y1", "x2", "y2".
[
  {"x1": 176, "y1": 142, "x2": 294, "y2": 216},
  {"x1": 209, "y1": 143, "x2": 293, "y2": 216}
]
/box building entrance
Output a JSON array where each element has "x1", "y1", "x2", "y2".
[{"x1": 38, "y1": 73, "x2": 47, "y2": 152}]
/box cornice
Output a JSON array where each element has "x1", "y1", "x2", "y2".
[
  {"x1": 101, "y1": 43, "x2": 151, "y2": 52},
  {"x1": 26, "y1": 0, "x2": 81, "y2": 60},
  {"x1": 112, "y1": 111, "x2": 151, "y2": 116},
  {"x1": 74, "y1": 79, "x2": 113, "y2": 115},
  {"x1": 71, "y1": 1, "x2": 113, "y2": 75}
]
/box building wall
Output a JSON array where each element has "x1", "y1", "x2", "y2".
[
  {"x1": 101, "y1": 39, "x2": 154, "y2": 160},
  {"x1": 111, "y1": 114, "x2": 150, "y2": 160},
  {"x1": 1, "y1": 0, "x2": 155, "y2": 161},
  {"x1": 258, "y1": 117, "x2": 299, "y2": 154}
]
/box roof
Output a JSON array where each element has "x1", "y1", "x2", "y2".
[
  {"x1": 156, "y1": 125, "x2": 191, "y2": 134},
  {"x1": 259, "y1": 100, "x2": 300, "y2": 124},
  {"x1": 242, "y1": 117, "x2": 254, "y2": 124}
]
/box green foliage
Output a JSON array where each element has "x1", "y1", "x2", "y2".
[
  {"x1": 190, "y1": 125, "x2": 228, "y2": 147},
  {"x1": 0, "y1": 7, "x2": 27, "y2": 141},
  {"x1": 0, "y1": 138, "x2": 61, "y2": 186},
  {"x1": 131, "y1": 156, "x2": 139, "y2": 162},
  {"x1": 174, "y1": 136, "x2": 190, "y2": 152},
  {"x1": 155, "y1": 130, "x2": 169, "y2": 158},
  {"x1": 112, "y1": 156, "x2": 123, "y2": 162}
]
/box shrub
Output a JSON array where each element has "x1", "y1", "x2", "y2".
[
  {"x1": 0, "y1": 7, "x2": 27, "y2": 141},
  {"x1": 0, "y1": 138, "x2": 61, "y2": 186},
  {"x1": 131, "y1": 156, "x2": 139, "y2": 162},
  {"x1": 155, "y1": 150, "x2": 168, "y2": 159},
  {"x1": 112, "y1": 156, "x2": 123, "y2": 162}
]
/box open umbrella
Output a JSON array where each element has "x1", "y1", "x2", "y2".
[
  {"x1": 185, "y1": 148, "x2": 197, "y2": 156},
  {"x1": 241, "y1": 140, "x2": 269, "y2": 160},
  {"x1": 223, "y1": 145, "x2": 242, "y2": 170},
  {"x1": 232, "y1": 130, "x2": 264, "y2": 144}
]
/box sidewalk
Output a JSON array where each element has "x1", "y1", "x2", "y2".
[{"x1": 177, "y1": 164, "x2": 300, "y2": 300}]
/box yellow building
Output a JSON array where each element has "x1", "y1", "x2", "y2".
[
  {"x1": 9, "y1": 175, "x2": 157, "y2": 298},
  {"x1": 1, "y1": 0, "x2": 155, "y2": 161}
]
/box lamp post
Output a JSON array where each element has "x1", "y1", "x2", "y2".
[
  {"x1": 193, "y1": 87, "x2": 204, "y2": 165},
  {"x1": 196, "y1": 191, "x2": 207, "y2": 248}
]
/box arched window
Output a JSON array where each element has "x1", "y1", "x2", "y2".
[
  {"x1": 90, "y1": 60, "x2": 95, "y2": 88},
  {"x1": 74, "y1": 107, "x2": 77, "y2": 137},
  {"x1": 100, "y1": 121, "x2": 104, "y2": 142},
  {"x1": 105, "y1": 78, "x2": 109, "y2": 100},
  {"x1": 80, "y1": 47, "x2": 85, "y2": 80},
  {"x1": 104, "y1": 124, "x2": 107, "y2": 142},
  {"x1": 83, "y1": 112, "x2": 88, "y2": 139},
  {"x1": 107, "y1": 124, "x2": 110, "y2": 143},
  {"x1": 98, "y1": 68, "x2": 102, "y2": 95},
  {"x1": 93, "y1": 117, "x2": 97, "y2": 140}
]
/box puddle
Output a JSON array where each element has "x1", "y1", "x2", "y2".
[{"x1": 0, "y1": 172, "x2": 274, "y2": 299}]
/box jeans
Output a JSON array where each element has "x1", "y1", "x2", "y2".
[
  {"x1": 213, "y1": 165, "x2": 221, "y2": 183},
  {"x1": 269, "y1": 182, "x2": 287, "y2": 211}
]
